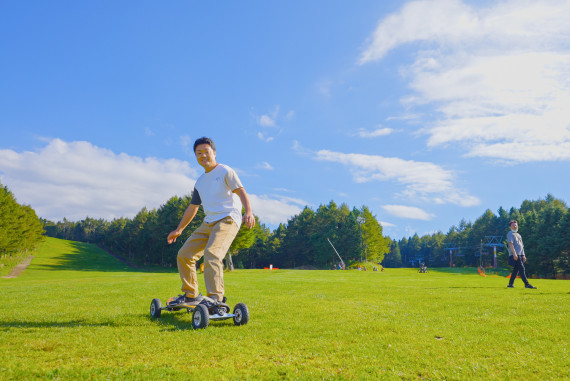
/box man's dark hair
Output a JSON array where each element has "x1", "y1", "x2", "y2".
[
  {"x1": 509, "y1": 220, "x2": 518, "y2": 226},
  {"x1": 193, "y1": 137, "x2": 216, "y2": 153}
]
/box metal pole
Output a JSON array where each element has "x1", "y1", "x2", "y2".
[
  {"x1": 480, "y1": 239, "x2": 483, "y2": 268},
  {"x1": 359, "y1": 223, "x2": 362, "y2": 263},
  {"x1": 327, "y1": 238, "x2": 345, "y2": 267},
  {"x1": 357, "y1": 216, "x2": 365, "y2": 263}
]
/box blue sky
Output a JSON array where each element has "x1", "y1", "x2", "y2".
[{"x1": 1, "y1": 0, "x2": 569, "y2": 239}]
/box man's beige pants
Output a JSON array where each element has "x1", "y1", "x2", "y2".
[{"x1": 177, "y1": 216, "x2": 240, "y2": 301}]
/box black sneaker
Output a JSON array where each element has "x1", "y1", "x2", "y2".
[
  {"x1": 168, "y1": 293, "x2": 203, "y2": 306},
  {"x1": 525, "y1": 284, "x2": 537, "y2": 289},
  {"x1": 507, "y1": 284, "x2": 514, "y2": 288}
]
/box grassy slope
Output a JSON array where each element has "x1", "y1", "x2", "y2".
[{"x1": 0, "y1": 237, "x2": 568, "y2": 380}]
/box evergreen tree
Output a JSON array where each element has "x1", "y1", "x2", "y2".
[
  {"x1": 263, "y1": 223, "x2": 287, "y2": 268},
  {"x1": 0, "y1": 183, "x2": 44, "y2": 260},
  {"x1": 310, "y1": 201, "x2": 347, "y2": 268},
  {"x1": 383, "y1": 239, "x2": 402, "y2": 267},
  {"x1": 333, "y1": 204, "x2": 361, "y2": 265},
  {"x1": 278, "y1": 207, "x2": 315, "y2": 268},
  {"x1": 226, "y1": 215, "x2": 258, "y2": 270},
  {"x1": 236, "y1": 222, "x2": 273, "y2": 269},
  {"x1": 124, "y1": 208, "x2": 152, "y2": 261},
  {"x1": 407, "y1": 233, "x2": 422, "y2": 266},
  {"x1": 398, "y1": 237, "x2": 409, "y2": 266},
  {"x1": 523, "y1": 198, "x2": 567, "y2": 277},
  {"x1": 554, "y1": 211, "x2": 570, "y2": 275},
  {"x1": 359, "y1": 206, "x2": 389, "y2": 264}
]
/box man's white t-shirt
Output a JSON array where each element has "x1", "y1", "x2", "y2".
[{"x1": 190, "y1": 164, "x2": 243, "y2": 226}]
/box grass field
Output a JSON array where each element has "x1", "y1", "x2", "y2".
[{"x1": 0, "y1": 237, "x2": 568, "y2": 380}]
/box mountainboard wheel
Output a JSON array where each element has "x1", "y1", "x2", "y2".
[
  {"x1": 192, "y1": 304, "x2": 209, "y2": 329},
  {"x1": 150, "y1": 298, "x2": 162, "y2": 319},
  {"x1": 233, "y1": 303, "x2": 249, "y2": 326}
]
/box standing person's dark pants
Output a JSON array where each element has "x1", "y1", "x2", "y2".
[{"x1": 508, "y1": 256, "x2": 530, "y2": 286}]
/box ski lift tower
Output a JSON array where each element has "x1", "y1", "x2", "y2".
[
  {"x1": 444, "y1": 243, "x2": 460, "y2": 267},
  {"x1": 483, "y1": 236, "x2": 503, "y2": 268}
]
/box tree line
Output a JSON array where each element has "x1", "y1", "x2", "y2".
[
  {"x1": 42, "y1": 196, "x2": 390, "y2": 270},
  {"x1": 0, "y1": 182, "x2": 45, "y2": 265}
]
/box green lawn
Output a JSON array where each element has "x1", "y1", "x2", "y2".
[{"x1": 1, "y1": 237, "x2": 568, "y2": 380}]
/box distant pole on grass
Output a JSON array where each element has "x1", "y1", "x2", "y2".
[
  {"x1": 357, "y1": 216, "x2": 365, "y2": 263},
  {"x1": 445, "y1": 243, "x2": 459, "y2": 267},
  {"x1": 479, "y1": 240, "x2": 483, "y2": 269},
  {"x1": 327, "y1": 238, "x2": 345, "y2": 268}
]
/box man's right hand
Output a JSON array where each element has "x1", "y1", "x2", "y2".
[
  {"x1": 513, "y1": 254, "x2": 518, "y2": 261},
  {"x1": 167, "y1": 230, "x2": 182, "y2": 244}
]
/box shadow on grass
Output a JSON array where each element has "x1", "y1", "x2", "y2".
[
  {"x1": 149, "y1": 312, "x2": 238, "y2": 332},
  {"x1": 35, "y1": 241, "x2": 177, "y2": 274},
  {"x1": 0, "y1": 319, "x2": 126, "y2": 330},
  {"x1": 424, "y1": 286, "x2": 497, "y2": 289},
  {"x1": 429, "y1": 267, "x2": 512, "y2": 277}
]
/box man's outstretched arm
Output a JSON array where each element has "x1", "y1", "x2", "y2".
[{"x1": 167, "y1": 203, "x2": 200, "y2": 244}]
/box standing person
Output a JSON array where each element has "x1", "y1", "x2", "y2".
[
  {"x1": 506, "y1": 220, "x2": 537, "y2": 289},
  {"x1": 166, "y1": 137, "x2": 255, "y2": 306}
]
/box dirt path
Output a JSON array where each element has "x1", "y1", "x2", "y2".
[{"x1": 2, "y1": 256, "x2": 34, "y2": 279}]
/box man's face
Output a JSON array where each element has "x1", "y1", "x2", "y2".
[
  {"x1": 195, "y1": 143, "x2": 216, "y2": 170},
  {"x1": 510, "y1": 222, "x2": 518, "y2": 231}
]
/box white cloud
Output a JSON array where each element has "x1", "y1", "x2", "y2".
[
  {"x1": 385, "y1": 114, "x2": 420, "y2": 121},
  {"x1": 257, "y1": 161, "x2": 274, "y2": 170},
  {"x1": 257, "y1": 132, "x2": 275, "y2": 142},
  {"x1": 273, "y1": 187, "x2": 293, "y2": 193},
  {"x1": 257, "y1": 106, "x2": 280, "y2": 128},
  {"x1": 315, "y1": 149, "x2": 479, "y2": 207},
  {"x1": 359, "y1": 0, "x2": 474, "y2": 64},
  {"x1": 0, "y1": 139, "x2": 306, "y2": 228},
  {"x1": 381, "y1": 204, "x2": 434, "y2": 221},
  {"x1": 254, "y1": 106, "x2": 291, "y2": 142},
  {"x1": 0, "y1": 139, "x2": 198, "y2": 221},
  {"x1": 354, "y1": 127, "x2": 394, "y2": 138},
  {"x1": 248, "y1": 194, "x2": 306, "y2": 226},
  {"x1": 259, "y1": 114, "x2": 276, "y2": 127},
  {"x1": 360, "y1": 0, "x2": 570, "y2": 163},
  {"x1": 292, "y1": 140, "x2": 301, "y2": 151}
]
